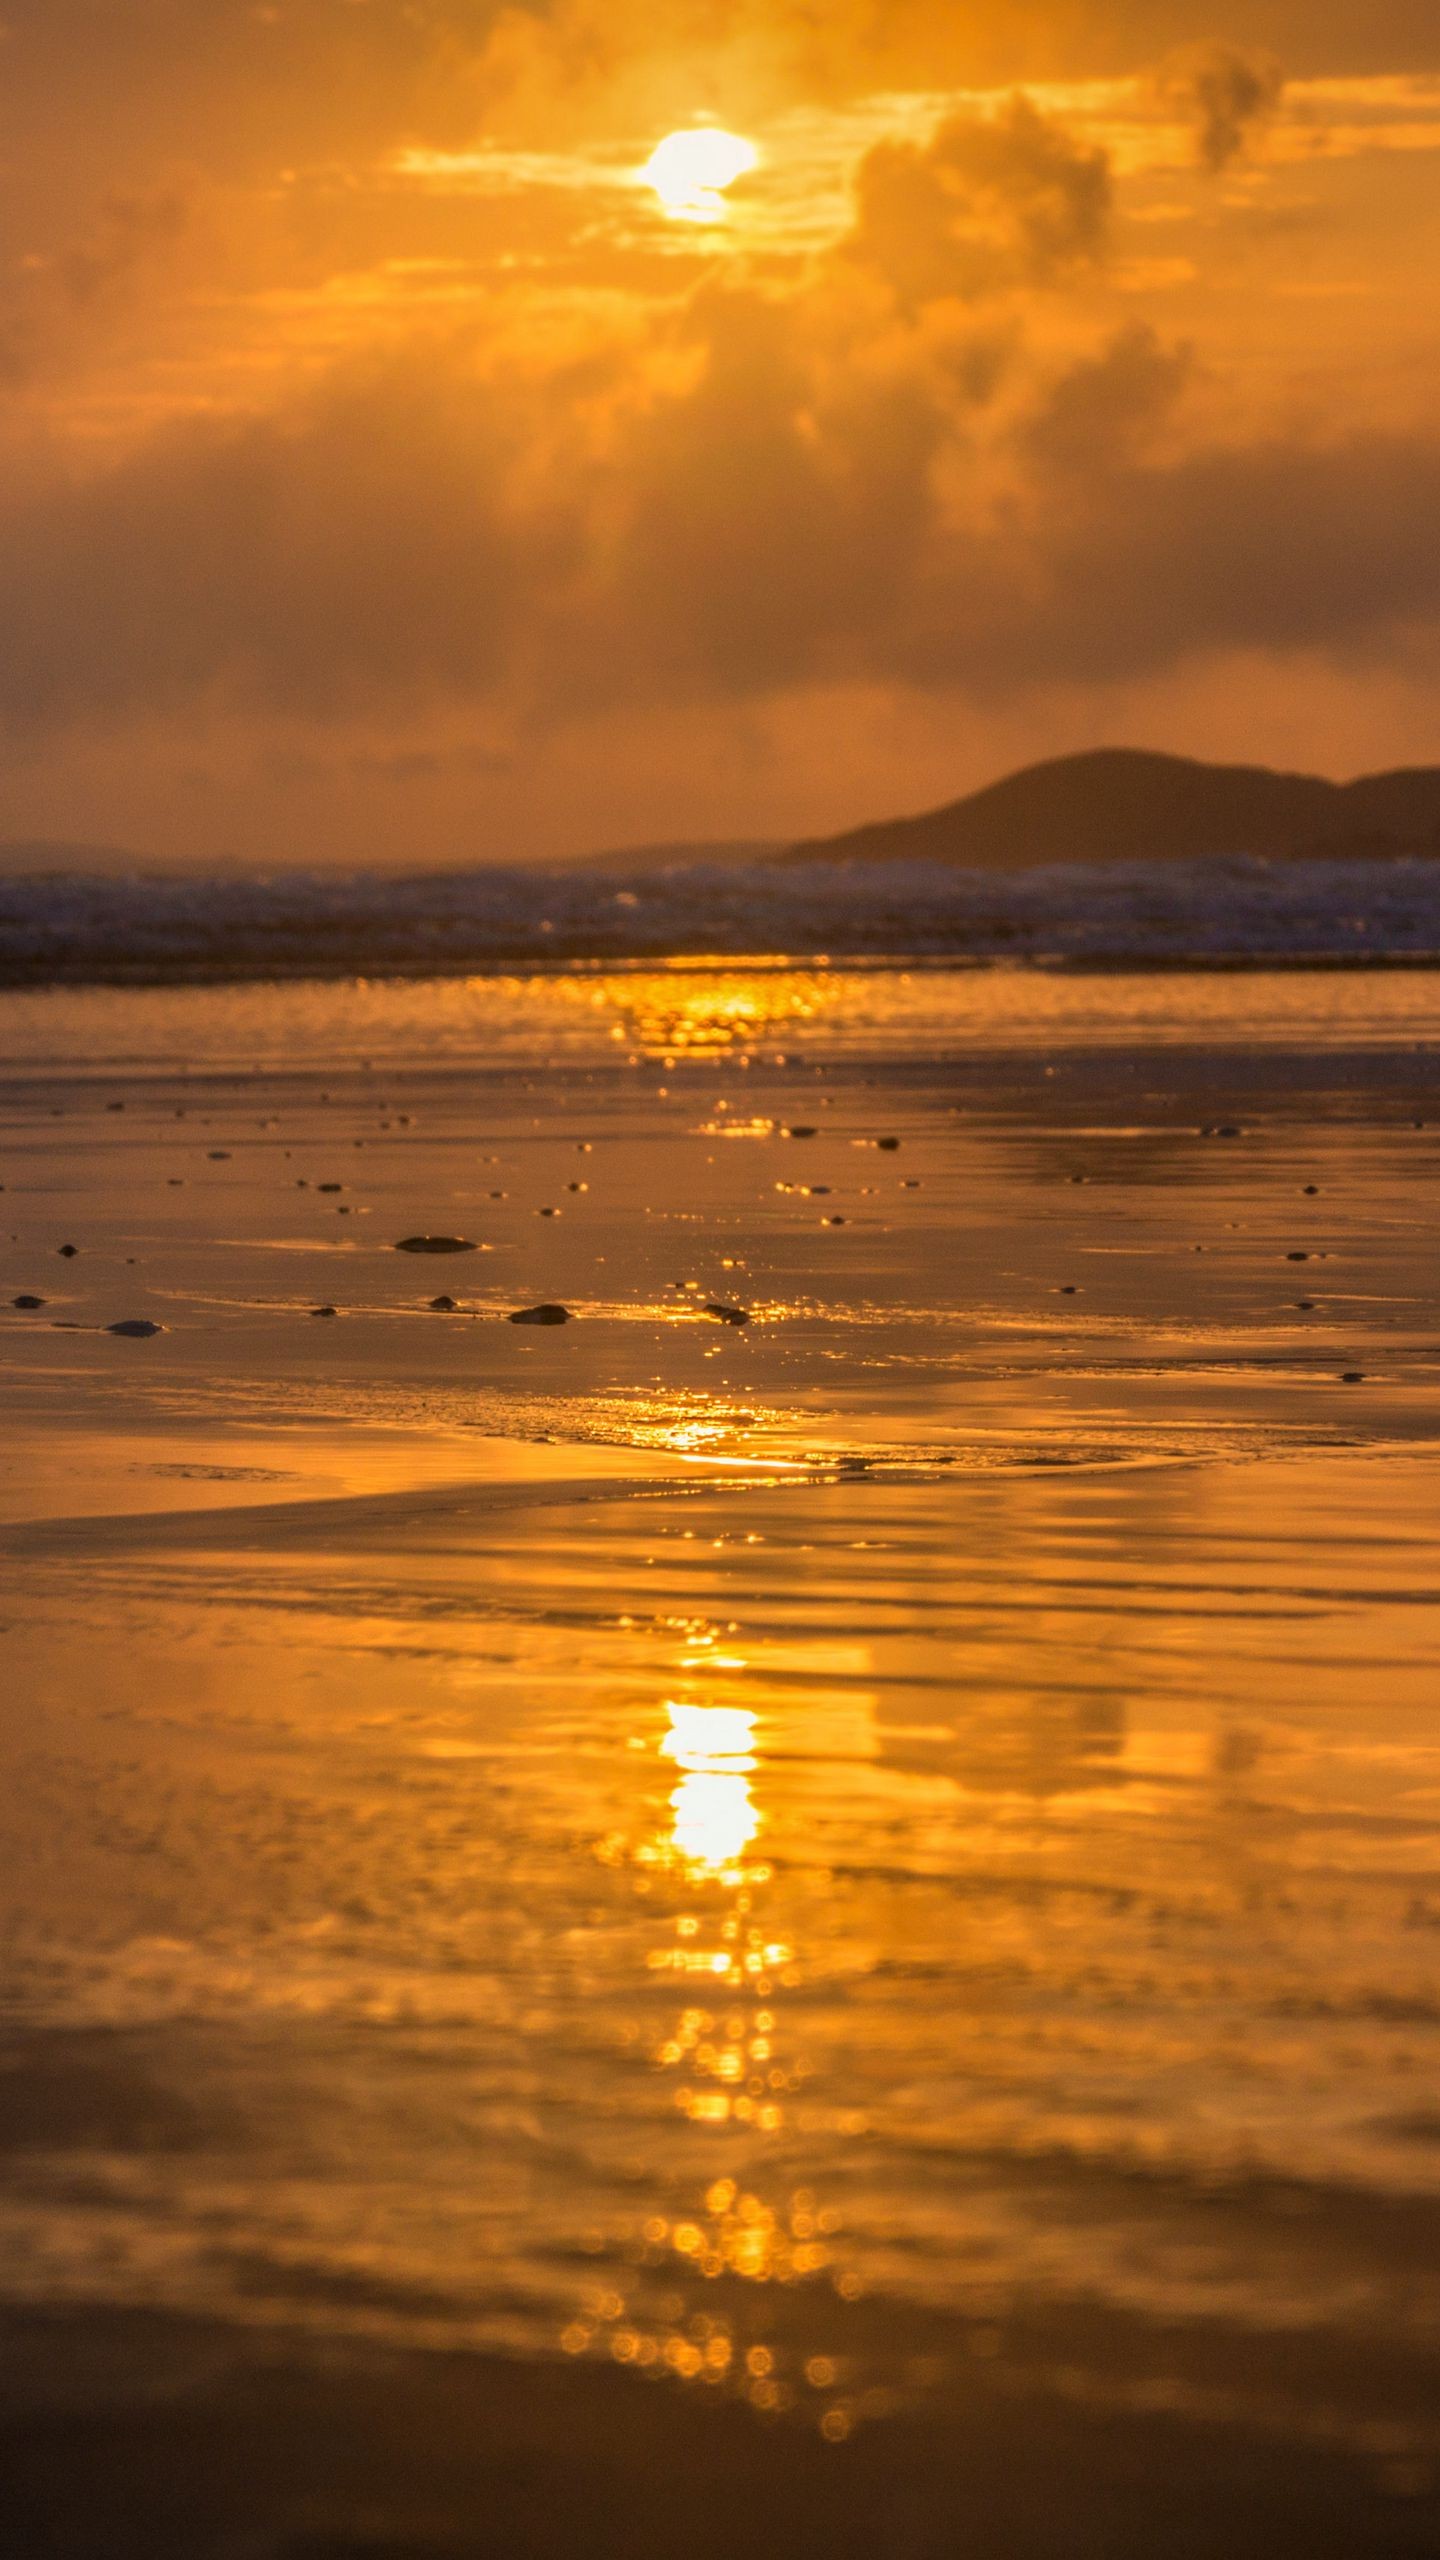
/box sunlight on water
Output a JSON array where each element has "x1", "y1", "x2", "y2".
[
  {"x1": 3, "y1": 968, "x2": 1440, "y2": 2525},
  {"x1": 662, "y1": 1702, "x2": 761, "y2": 1874},
  {"x1": 10, "y1": 959, "x2": 1440, "y2": 1079},
  {"x1": 587, "y1": 967, "x2": 838, "y2": 1060}
]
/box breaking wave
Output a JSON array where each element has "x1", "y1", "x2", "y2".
[{"x1": 3, "y1": 851, "x2": 1440, "y2": 984}]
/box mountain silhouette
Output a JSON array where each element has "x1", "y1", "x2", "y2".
[{"x1": 785, "y1": 749, "x2": 1440, "y2": 870}]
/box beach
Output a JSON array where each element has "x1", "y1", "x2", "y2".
[{"x1": 3, "y1": 962, "x2": 1440, "y2": 2556}]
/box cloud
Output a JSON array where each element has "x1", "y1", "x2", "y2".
[
  {"x1": 0, "y1": 176, "x2": 201, "y2": 388},
  {"x1": 0, "y1": 343, "x2": 540, "y2": 724},
  {"x1": 844, "y1": 97, "x2": 1113, "y2": 309},
  {"x1": 0, "y1": 6, "x2": 1429, "y2": 804},
  {"x1": 1156, "y1": 43, "x2": 1286, "y2": 170},
  {"x1": 437, "y1": 0, "x2": 1440, "y2": 121},
  {"x1": 1021, "y1": 323, "x2": 1193, "y2": 474},
  {"x1": 54, "y1": 185, "x2": 194, "y2": 312},
  {"x1": 0, "y1": 268, "x2": 1435, "y2": 750},
  {"x1": 893, "y1": 434, "x2": 1440, "y2": 692}
]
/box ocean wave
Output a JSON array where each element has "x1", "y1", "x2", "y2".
[{"x1": 2, "y1": 852, "x2": 1439, "y2": 983}]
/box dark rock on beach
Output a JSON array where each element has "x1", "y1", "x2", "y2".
[
  {"x1": 394, "y1": 1236, "x2": 478, "y2": 1255},
  {"x1": 509, "y1": 1304, "x2": 572, "y2": 1327},
  {"x1": 704, "y1": 1302, "x2": 750, "y2": 1325},
  {"x1": 107, "y1": 1320, "x2": 165, "y2": 1339}
]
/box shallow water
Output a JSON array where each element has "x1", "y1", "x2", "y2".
[{"x1": 2, "y1": 967, "x2": 1439, "y2": 2533}]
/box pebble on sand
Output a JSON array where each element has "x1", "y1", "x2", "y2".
[
  {"x1": 107, "y1": 1319, "x2": 166, "y2": 1338},
  {"x1": 429, "y1": 1295, "x2": 460, "y2": 1312},
  {"x1": 705, "y1": 1302, "x2": 751, "y2": 1326},
  {"x1": 311, "y1": 1305, "x2": 339, "y2": 1319},
  {"x1": 509, "y1": 1303, "x2": 572, "y2": 1326},
  {"x1": 13, "y1": 1294, "x2": 46, "y2": 1309},
  {"x1": 876, "y1": 1137, "x2": 901, "y2": 1152},
  {"x1": 394, "y1": 1236, "x2": 478, "y2": 1255},
  {"x1": 58, "y1": 1244, "x2": 79, "y2": 1258},
  {"x1": 785, "y1": 1126, "x2": 818, "y2": 1139}
]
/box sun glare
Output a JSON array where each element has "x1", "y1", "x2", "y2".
[{"x1": 642, "y1": 127, "x2": 759, "y2": 223}]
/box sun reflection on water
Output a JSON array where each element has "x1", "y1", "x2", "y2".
[
  {"x1": 668, "y1": 1768, "x2": 759, "y2": 1873},
  {"x1": 567, "y1": 1640, "x2": 862, "y2": 2436},
  {"x1": 662, "y1": 1699, "x2": 760, "y2": 1873},
  {"x1": 556, "y1": 966, "x2": 843, "y2": 1061}
]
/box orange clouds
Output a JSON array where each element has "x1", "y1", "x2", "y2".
[
  {"x1": 0, "y1": 2, "x2": 1434, "y2": 862},
  {"x1": 1, "y1": 261, "x2": 1436, "y2": 751},
  {"x1": 847, "y1": 99, "x2": 1112, "y2": 308},
  {"x1": 1156, "y1": 43, "x2": 1286, "y2": 169}
]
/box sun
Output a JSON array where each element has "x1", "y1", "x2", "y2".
[{"x1": 642, "y1": 127, "x2": 759, "y2": 224}]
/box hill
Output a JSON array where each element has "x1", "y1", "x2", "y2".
[{"x1": 785, "y1": 749, "x2": 1440, "y2": 870}]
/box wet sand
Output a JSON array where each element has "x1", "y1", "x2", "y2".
[{"x1": 2, "y1": 966, "x2": 1440, "y2": 2555}]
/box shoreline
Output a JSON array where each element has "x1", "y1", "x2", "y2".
[{"x1": 8, "y1": 947, "x2": 1440, "y2": 992}]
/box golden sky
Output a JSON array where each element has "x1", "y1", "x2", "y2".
[{"x1": 2, "y1": 0, "x2": 1438, "y2": 862}]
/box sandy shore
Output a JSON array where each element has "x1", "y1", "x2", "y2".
[
  {"x1": 2, "y1": 965, "x2": 1439, "y2": 2554},
  {"x1": 2, "y1": 2300, "x2": 1437, "y2": 2560}
]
